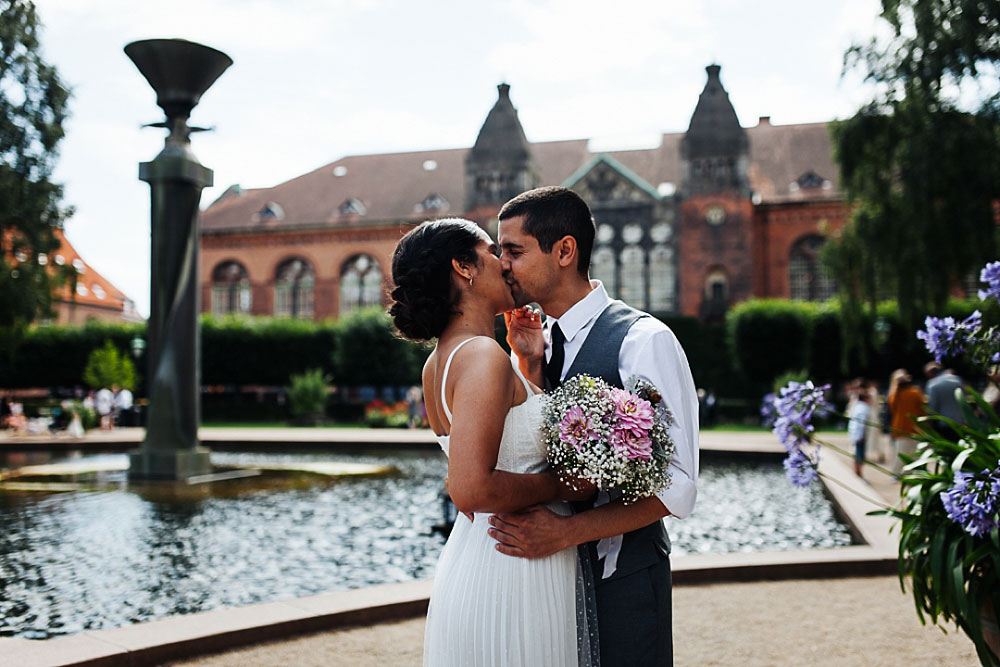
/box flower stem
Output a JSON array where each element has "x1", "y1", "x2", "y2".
[
  {"x1": 811, "y1": 436, "x2": 897, "y2": 478},
  {"x1": 816, "y1": 470, "x2": 893, "y2": 509}
]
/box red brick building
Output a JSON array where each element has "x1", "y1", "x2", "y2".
[{"x1": 200, "y1": 65, "x2": 846, "y2": 321}]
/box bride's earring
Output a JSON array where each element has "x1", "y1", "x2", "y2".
[{"x1": 469, "y1": 276, "x2": 474, "y2": 287}]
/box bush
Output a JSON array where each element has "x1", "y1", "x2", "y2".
[
  {"x1": 331, "y1": 308, "x2": 429, "y2": 387},
  {"x1": 287, "y1": 368, "x2": 329, "y2": 417},
  {"x1": 726, "y1": 300, "x2": 811, "y2": 392},
  {"x1": 2, "y1": 320, "x2": 144, "y2": 388},
  {"x1": 202, "y1": 315, "x2": 337, "y2": 386},
  {"x1": 82, "y1": 340, "x2": 136, "y2": 390}
]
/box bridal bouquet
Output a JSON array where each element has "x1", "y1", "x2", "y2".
[{"x1": 542, "y1": 374, "x2": 674, "y2": 504}]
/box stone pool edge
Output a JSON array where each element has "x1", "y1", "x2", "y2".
[{"x1": 1, "y1": 434, "x2": 899, "y2": 667}]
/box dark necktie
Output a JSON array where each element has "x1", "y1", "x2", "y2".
[{"x1": 544, "y1": 322, "x2": 565, "y2": 390}]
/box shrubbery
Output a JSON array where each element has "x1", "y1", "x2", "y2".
[
  {"x1": 725, "y1": 297, "x2": 993, "y2": 394},
  {"x1": 287, "y1": 368, "x2": 329, "y2": 417}
]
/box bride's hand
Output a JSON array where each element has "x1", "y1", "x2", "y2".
[{"x1": 504, "y1": 306, "x2": 543, "y2": 362}]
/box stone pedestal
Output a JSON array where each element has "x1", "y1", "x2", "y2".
[{"x1": 128, "y1": 448, "x2": 213, "y2": 481}]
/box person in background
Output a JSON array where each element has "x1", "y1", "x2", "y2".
[
  {"x1": 95, "y1": 387, "x2": 114, "y2": 430},
  {"x1": 114, "y1": 385, "x2": 134, "y2": 427},
  {"x1": 923, "y1": 362, "x2": 965, "y2": 441},
  {"x1": 887, "y1": 369, "x2": 926, "y2": 476},
  {"x1": 847, "y1": 387, "x2": 871, "y2": 479},
  {"x1": 864, "y1": 381, "x2": 888, "y2": 464},
  {"x1": 983, "y1": 365, "x2": 1000, "y2": 413},
  {"x1": 406, "y1": 384, "x2": 424, "y2": 429}
]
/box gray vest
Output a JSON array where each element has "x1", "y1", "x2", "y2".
[{"x1": 564, "y1": 300, "x2": 671, "y2": 584}]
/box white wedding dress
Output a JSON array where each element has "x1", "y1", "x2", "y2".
[{"x1": 423, "y1": 336, "x2": 581, "y2": 667}]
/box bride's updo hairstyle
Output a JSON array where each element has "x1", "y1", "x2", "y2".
[{"x1": 389, "y1": 218, "x2": 483, "y2": 341}]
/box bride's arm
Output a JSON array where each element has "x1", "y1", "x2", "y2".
[{"x1": 445, "y1": 341, "x2": 564, "y2": 514}]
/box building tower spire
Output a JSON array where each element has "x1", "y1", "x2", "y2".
[
  {"x1": 680, "y1": 64, "x2": 750, "y2": 196},
  {"x1": 464, "y1": 83, "x2": 539, "y2": 213}
]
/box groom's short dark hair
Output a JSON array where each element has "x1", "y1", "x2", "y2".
[{"x1": 498, "y1": 186, "x2": 595, "y2": 277}]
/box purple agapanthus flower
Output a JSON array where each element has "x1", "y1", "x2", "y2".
[
  {"x1": 940, "y1": 467, "x2": 1000, "y2": 538},
  {"x1": 783, "y1": 446, "x2": 819, "y2": 487},
  {"x1": 760, "y1": 393, "x2": 777, "y2": 428},
  {"x1": 771, "y1": 381, "x2": 832, "y2": 452},
  {"x1": 978, "y1": 261, "x2": 1000, "y2": 303},
  {"x1": 916, "y1": 311, "x2": 981, "y2": 363}
]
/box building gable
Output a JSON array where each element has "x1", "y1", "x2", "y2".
[{"x1": 562, "y1": 154, "x2": 660, "y2": 204}]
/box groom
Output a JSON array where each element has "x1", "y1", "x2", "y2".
[{"x1": 489, "y1": 186, "x2": 699, "y2": 667}]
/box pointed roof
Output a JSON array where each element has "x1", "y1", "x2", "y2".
[
  {"x1": 684, "y1": 64, "x2": 747, "y2": 157},
  {"x1": 466, "y1": 83, "x2": 532, "y2": 165}
]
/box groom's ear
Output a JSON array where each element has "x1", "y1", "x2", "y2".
[{"x1": 553, "y1": 235, "x2": 577, "y2": 268}]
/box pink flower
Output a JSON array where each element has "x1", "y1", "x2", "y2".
[
  {"x1": 609, "y1": 388, "x2": 654, "y2": 436},
  {"x1": 613, "y1": 428, "x2": 653, "y2": 460},
  {"x1": 559, "y1": 406, "x2": 597, "y2": 451}
]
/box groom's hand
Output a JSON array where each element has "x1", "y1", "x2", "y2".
[
  {"x1": 504, "y1": 307, "x2": 543, "y2": 362},
  {"x1": 488, "y1": 506, "x2": 574, "y2": 559}
]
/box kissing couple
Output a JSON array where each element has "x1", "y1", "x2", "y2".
[{"x1": 389, "y1": 186, "x2": 699, "y2": 667}]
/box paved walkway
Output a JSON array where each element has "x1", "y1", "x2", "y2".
[{"x1": 165, "y1": 576, "x2": 977, "y2": 667}]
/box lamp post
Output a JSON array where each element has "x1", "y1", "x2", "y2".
[{"x1": 125, "y1": 39, "x2": 232, "y2": 481}]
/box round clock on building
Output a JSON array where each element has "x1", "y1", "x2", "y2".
[{"x1": 705, "y1": 206, "x2": 727, "y2": 226}]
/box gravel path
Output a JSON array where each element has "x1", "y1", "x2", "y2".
[{"x1": 164, "y1": 576, "x2": 979, "y2": 666}]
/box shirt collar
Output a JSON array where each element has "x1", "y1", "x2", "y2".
[{"x1": 546, "y1": 280, "x2": 610, "y2": 344}]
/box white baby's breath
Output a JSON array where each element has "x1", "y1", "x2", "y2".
[{"x1": 542, "y1": 374, "x2": 675, "y2": 504}]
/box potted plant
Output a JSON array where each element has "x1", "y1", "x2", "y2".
[
  {"x1": 771, "y1": 262, "x2": 1000, "y2": 666},
  {"x1": 287, "y1": 368, "x2": 329, "y2": 426}
]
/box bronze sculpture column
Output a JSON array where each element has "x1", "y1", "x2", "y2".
[{"x1": 125, "y1": 39, "x2": 232, "y2": 481}]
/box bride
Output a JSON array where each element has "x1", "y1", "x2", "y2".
[{"x1": 389, "y1": 218, "x2": 595, "y2": 667}]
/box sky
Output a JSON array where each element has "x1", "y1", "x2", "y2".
[{"x1": 33, "y1": 0, "x2": 884, "y2": 318}]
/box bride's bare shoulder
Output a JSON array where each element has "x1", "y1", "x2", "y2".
[{"x1": 447, "y1": 337, "x2": 514, "y2": 380}]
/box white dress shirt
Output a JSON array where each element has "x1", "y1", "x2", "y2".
[{"x1": 528, "y1": 281, "x2": 700, "y2": 519}]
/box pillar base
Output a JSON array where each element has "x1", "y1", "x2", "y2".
[{"x1": 128, "y1": 448, "x2": 213, "y2": 481}]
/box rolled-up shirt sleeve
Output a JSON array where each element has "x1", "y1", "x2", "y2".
[{"x1": 620, "y1": 319, "x2": 700, "y2": 519}]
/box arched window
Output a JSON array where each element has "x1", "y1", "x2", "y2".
[
  {"x1": 705, "y1": 267, "x2": 729, "y2": 302},
  {"x1": 211, "y1": 261, "x2": 251, "y2": 315},
  {"x1": 590, "y1": 246, "x2": 617, "y2": 296},
  {"x1": 789, "y1": 235, "x2": 836, "y2": 301},
  {"x1": 274, "y1": 257, "x2": 314, "y2": 318},
  {"x1": 619, "y1": 246, "x2": 646, "y2": 309},
  {"x1": 340, "y1": 254, "x2": 383, "y2": 315},
  {"x1": 649, "y1": 245, "x2": 674, "y2": 312}
]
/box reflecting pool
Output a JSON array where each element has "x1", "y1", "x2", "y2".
[{"x1": 0, "y1": 449, "x2": 852, "y2": 638}]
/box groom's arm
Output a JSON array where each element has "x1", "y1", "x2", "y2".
[{"x1": 489, "y1": 496, "x2": 670, "y2": 559}]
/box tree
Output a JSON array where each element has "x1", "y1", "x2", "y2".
[
  {"x1": 0, "y1": 0, "x2": 73, "y2": 336},
  {"x1": 83, "y1": 339, "x2": 135, "y2": 390},
  {"x1": 824, "y1": 0, "x2": 1000, "y2": 345}
]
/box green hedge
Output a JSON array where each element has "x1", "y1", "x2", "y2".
[
  {"x1": 0, "y1": 320, "x2": 144, "y2": 388},
  {"x1": 1, "y1": 310, "x2": 429, "y2": 390},
  {"x1": 201, "y1": 316, "x2": 337, "y2": 386},
  {"x1": 725, "y1": 297, "x2": 995, "y2": 394}
]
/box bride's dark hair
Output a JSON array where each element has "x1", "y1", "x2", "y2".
[{"x1": 389, "y1": 218, "x2": 483, "y2": 341}]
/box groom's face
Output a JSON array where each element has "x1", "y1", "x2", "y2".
[{"x1": 498, "y1": 215, "x2": 558, "y2": 308}]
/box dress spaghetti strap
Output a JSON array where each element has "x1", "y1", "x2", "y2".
[{"x1": 439, "y1": 336, "x2": 489, "y2": 428}]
